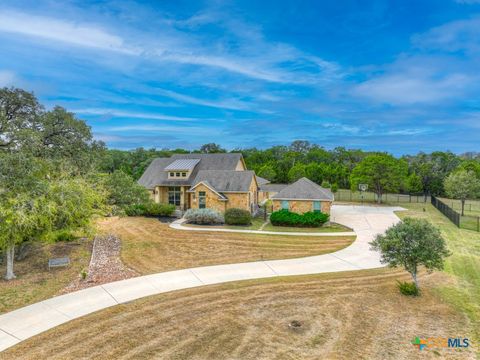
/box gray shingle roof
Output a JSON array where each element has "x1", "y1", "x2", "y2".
[
  {"x1": 138, "y1": 153, "x2": 244, "y2": 189},
  {"x1": 164, "y1": 159, "x2": 201, "y2": 171},
  {"x1": 190, "y1": 170, "x2": 255, "y2": 192},
  {"x1": 271, "y1": 177, "x2": 334, "y2": 201},
  {"x1": 259, "y1": 184, "x2": 288, "y2": 193},
  {"x1": 255, "y1": 176, "x2": 270, "y2": 186}
]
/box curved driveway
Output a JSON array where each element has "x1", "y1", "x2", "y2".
[{"x1": 0, "y1": 204, "x2": 403, "y2": 352}]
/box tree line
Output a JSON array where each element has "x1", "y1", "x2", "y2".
[
  {"x1": 99, "y1": 141, "x2": 480, "y2": 200},
  {"x1": 1, "y1": 86, "x2": 479, "y2": 279}
]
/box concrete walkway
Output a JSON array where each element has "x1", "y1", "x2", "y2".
[
  {"x1": 169, "y1": 218, "x2": 356, "y2": 236},
  {"x1": 0, "y1": 204, "x2": 404, "y2": 352}
]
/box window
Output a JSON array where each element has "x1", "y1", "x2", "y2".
[
  {"x1": 313, "y1": 201, "x2": 321, "y2": 212},
  {"x1": 168, "y1": 186, "x2": 181, "y2": 206},
  {"x1": 181, "y1": 172, "x2": 187, "y2": 177},
  {"x1": 281, "y1": 200, "x2": 289, "y2": 210},
  {"x1": 169, "y1": 172, "x2": 174, "y2": 177},
  {"x1": 199, "y1": 191, "x2": 206, "y2": 209},
  {"x1": 176, "y1": 172, "x2": 180, "y2": 177}
]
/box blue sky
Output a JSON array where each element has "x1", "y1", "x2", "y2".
[{"x1": 0, "y1": 0, "x2": 479, "y2": 154}]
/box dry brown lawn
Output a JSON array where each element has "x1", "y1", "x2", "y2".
[
  {"x1": 3, "y1": 269, "x2": 474, "y2": 360},
  {"x1": 0, "y1": 240, "x2": 92, "y2": 313},
  {"x1": 97, "y1": 217, "x2": 355, "y2": 274}
]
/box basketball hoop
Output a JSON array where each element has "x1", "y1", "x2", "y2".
[{"x1": 359, "y1": 184, "x2": 368, "y2": 204}]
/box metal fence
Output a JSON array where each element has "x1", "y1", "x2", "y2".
[
  {"x1": 431, "y1": 196, "x2": 460, "y2": 227},
  {"x1": 335, "y1": 189, "x2": 429, "y2": 204}
]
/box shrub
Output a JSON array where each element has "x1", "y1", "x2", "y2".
[
  {"x1": 124, "y1": 203, "x2": 176, "y2": 217},
  {"x1": 54, "y1": 230, "x2": 76, "y2": 242},
  {"x1": 80, "y1": 269, "x2": 88, "y2": 280},
  {"x1": 225, "y1": 208, "x2": 252, "y2": 225},
  {"x1": 397, "y1": 281, "x2": 419, "y2": 296},
  {"x1": 144, "y1": 203, "x2": 176, "y2": 217},
  {"x1": 124, "y1": 204, "x2": 147, "y2": 216},
  {"x1": 184, "y1": 208, "x2": 224, "y2": 225},
  {"x1": 270, "y1": 209, "x2": 329, "y2": 227}
]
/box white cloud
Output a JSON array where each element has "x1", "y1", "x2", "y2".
[
  {"x1": 0, "y1": 70, "x2": 15, "y2": 86},
  {"x1": 0, "y1": 9, "x2": 340, "y2": 84},
  {"x1": 105, "y1": 124, "x2": 213, "y2": 134},
  {"x1": 72, "y1": 108, "x2": 196, "y2": 121},
  {"x1": 0, "y1": 10, "x2": 139, "y2": 54},
  {"x1": 354, "y1": 72, "x2": 471, "y2": 105},
  {"x1": 156, "y1": 88, "x2": 252, "y2": 111},
  {"x1": 412, "y1": 16, "x2": 480, "y2": 54}
]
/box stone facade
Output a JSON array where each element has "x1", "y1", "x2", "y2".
[
  {"x1": 187, "y1": 176, "x2": 258, "y2": 213},
  {"x1": 188, "y1": 183, "x2": 227, "y2": 213},
  {"x1": 272, "y1": 199, "x2": 332, "y2": 214}
]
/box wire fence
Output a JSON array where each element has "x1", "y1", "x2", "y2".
[
  {"x1": 431, "y1": 196, "x2": 480, "y2": 232},
  {"x1": 437, "y1": 198, "x2": 480, "y2": 215},
  {"x1": 431, "y1": 196, "x2": 460, "y2": 227},
  {"x1": 335, "y1": 189, "x2": 429, "y2": 204}
]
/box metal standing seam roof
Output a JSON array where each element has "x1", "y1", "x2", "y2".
[
  {"x1": 164, "y1": 158, "x2": 201, "y2": 171},
  {"x1": 271, "y1": 177, "x2": 334, "y2": 201}
]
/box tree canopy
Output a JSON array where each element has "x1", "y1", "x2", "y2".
[
  {"x1": 350, "y1": 153, "x2": 408, "y2": 203},
  {"x1": 444, "y1": 170, "x2": 480, "y2": 215},
  {"x1": 370, "y1": 218, "x2": 451, "y2": 288}
]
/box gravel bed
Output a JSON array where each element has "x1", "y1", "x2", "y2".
[{"x1": 62, "y1": 234, "x2": 138, "y2": 293}]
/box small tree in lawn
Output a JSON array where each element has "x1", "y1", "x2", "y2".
[
  {"x1": 444, "y1": 170, "x2": 480, "y2": 216},
  {"x1": 370, "y1": 217, "x2": 450, "y2": 290}
]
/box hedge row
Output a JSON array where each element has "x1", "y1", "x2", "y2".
[
  {"x1": 270, "y1": 209, "x2": 329, "y2": 227},
  {"x1": 125, "y1": 203, "x2": 176, "y2": 217}
]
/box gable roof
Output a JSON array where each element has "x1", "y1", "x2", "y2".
[
  {"x1": 260, "y1": 184, "x2": 288, "y2": 193},
  {"x1": 271, "y1": 177, "x2": 334, "y2": 201},
  {"x1": 255, "y1": 176, "x2": 270, "y2": 186},
  {"x1": 138, "y1": 153, "x2": 244, "y2": 189},
  {"x1": 189, "y1": 170, "x2": 255, "y2": 192}
]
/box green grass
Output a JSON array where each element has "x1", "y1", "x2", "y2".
[
  {"x1": 438, "y1": 197, "x2": 480, "y2": 216},
  {"x1": 396, "y1": 203, "x2": 480, "y2": 351},
  {"x1": 261, "y1": 222, "x2": 352, "y2": 233}
]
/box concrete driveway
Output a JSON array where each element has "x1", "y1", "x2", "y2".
[{"x1": 0, "y1": 204, "x2": 404, "y2": 352}]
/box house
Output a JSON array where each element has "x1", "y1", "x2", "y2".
[
  {"x1": 138, "y1": 154, "x2": 334, "y2": 215},
  {"x1": 138, "y1": 153, "x2": 259, "y2": 213},
  {"x1": 271, "y1": 177, "x2": 334, "y2": 214}
]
